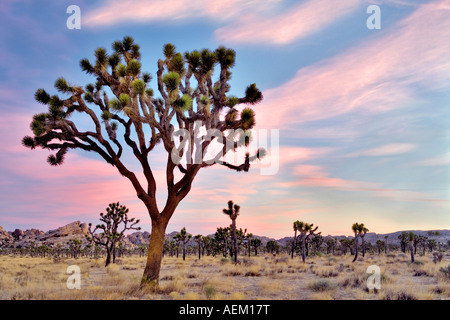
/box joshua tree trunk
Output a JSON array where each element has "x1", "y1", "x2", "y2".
[
  {"x1": 291, "y1": 230, "x2": 297, "y2": 259},
  {"x1": 142, "y1": 219, "x2": 167, "y2": 286},
  {"x1": 224, "y1": 238, "x2": 228, "y2": 258},
  {"x1": 105, "y1": 246, "x2": 112, "y2": 267},
  {"x1": 409, "y1": 242, "x2": 415, "y2": 263},
  {"x1": 352, "y1": 234, "x2": 359, "y2": 262},
  {"x1": 232, "y1": 219, "x2": 238, "y2": 264},
  {"x1": 112, "y1": 240, "x2": 117, "y2": 264},
  {"x1": 361, "y1": 237, "x2": 366, "y2": 257},
  {"x1": 301, "y1": 235, "x2": 307, "y2": 263}
]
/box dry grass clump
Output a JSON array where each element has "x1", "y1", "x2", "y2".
[
  {"x1": 308, "y1": 279, "x2": 337, "y2": 292},
  {"x1": 379, "y1": 288, "x2": 418, "y2": 300}
]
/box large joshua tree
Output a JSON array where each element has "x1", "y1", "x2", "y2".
[
  {"x1": 223, "y1": 200, "x2": 240, "y2": 263},
  {"x1": 22, "y1": 36, "x2": 264, "y2": 285}
]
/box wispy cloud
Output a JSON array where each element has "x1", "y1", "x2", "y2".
[
  {"x1": 346, "y1": 143, "x2": 417, "y2": 157},
  {"x1": 215, "y1": 0, "x2": 361, "y2": 45},
  {"x1": 416, "y1": 153, "x2": 450, "y2": 166},
  {"x1": 277, "y1": 162, "x2": 449, "y2": 204}
]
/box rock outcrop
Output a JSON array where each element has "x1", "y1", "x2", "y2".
[
  {"x1": 1, "y1": 221, "x2": 90, "y2": 248},
  {"x1": 126, "y1": 231, "x2": 150, "y2": 246},
  {"x1": 0, "y1": 226, "x2": 14, "y2": 247}
]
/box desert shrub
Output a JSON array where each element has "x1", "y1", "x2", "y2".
[
  {"x1": 204, "y1": 285, "x2": 217, "y2": 300},
  {"x1": 433, "y1": 252, "x2": 444, "y2": 264},
  {"x1": 339, "y1": 274, "x2": 364, "y2": 288},
  {"x1": 413, "y1": 260, "x2": 424, "y2": 265},
  {"x1": 413, "y1": 270, "x2": 429, "y2": 277},
  {"x1": 439, "y1": 265, "x2": 450, "y2": 279},
  {"x1": 308, "y1": 279, "x2": 336, "y2": 292},
  {"x1": 220, "y1": 258, "x2": 230, "y2": 264},
  {"x1": 222, "y1": 269, "x2": 242, "y2": 277},
  {"x1": 382, "y1": 289, "x2": 417, "y2": 300},
  {"x1": 14, "y1": 270, "x2": 29, "y2": 286},
  {"x1": 274, "y1": 256, "x2": 288, "y2": 264},
  {"x1": 324, "y1": 257, "x2": 337, "y2": 266},
  {"x1": 313, "y1": 266, "x2": 338, "y2": 278},
  {"x1": 186, "y1": 272, "x2": 198, "y2": 279},
  {"x1": 241, "y1": 258, "x2": 254, "y2": 266},
  {"x1": 244, "y1": 265, "x2": 263, "y2": 277}
]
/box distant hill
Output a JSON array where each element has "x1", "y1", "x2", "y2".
[{"x1": 1, "y1": 221, "x2": 449, "y2": 248}]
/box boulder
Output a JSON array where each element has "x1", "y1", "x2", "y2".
[{"x1": 12, "y1": 229, "x2": 24, "y2": 240}]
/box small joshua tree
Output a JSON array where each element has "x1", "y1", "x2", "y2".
[
  {"x1": 293, "y1": 221, "x2": 318, "y2": 263},
  {"x1": 176, "y1": 227, "x2": 192, "y2": 261},
  {"x1": 433, "y1": 252, "x2": 443, "y2": 264},
  {"x1": 222, "y1": 200, "x2": 240, "y2": 263},
  {"x1": 427, "y1": 239, "x2": 437, "y2": 253},
  {"x1": 414, "y1": 235, "x2": 427, "y2": 255},
  {"x1": 266, "y1": 240, "x2": 280, "y2": 254},
  {"x1": 251, "y1": 238, "x2": 262, "y2": 256},
  {"x1": 360, "y1": 226, "x2": 369, "y2": 257},
  {"x1": 340, "y1": 239, "x2": 352, "y2": 255},
  {"x1": 376, "y1": 240, "x2": 385, "y2": 255},
  {"x1": 352, "y1": 223, "x2": 366, "y2": 262},
  {"x1": 325, "y1": 237, "x2": 337, "y2": 255},
  {"x1": 245, "y1": 232, "x2": 253, "y2": 257},
  {"x1": 87, "y1": 202, "x2": 140, "y2": 266},
  {"x1": 214, "y1": 226, "x2": 232, "y2": 257},
  {"x1": 310, "y1": 233, "x2": 324, "y2": 255},
  {"x1": 194, "y1": 234, "x2": 203, "y2": 260},
  {"x1": 67, "y1": 239, "x2": 82, "y2": 259},
  {"x1": 398, "y1": 232, "x2": 409, "y2": 253}
]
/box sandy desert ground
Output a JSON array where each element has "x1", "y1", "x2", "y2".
[{"x1": 0, "y1": 252, "x2": 449, "y2": 300}]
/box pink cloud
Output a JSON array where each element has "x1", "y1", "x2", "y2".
[
  {"x1": 255, "y1": 0, "x2": 450, "y2": 131},
  {"x1": 215, "y1": 0, "x2": 361, "y2": 45},
  {"x1": 84, "y1": 0, "x2": 279, "y2": 27}
]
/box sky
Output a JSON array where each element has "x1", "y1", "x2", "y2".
[{"x1": 0, "y1": 0, "x2": 449, "y2": 239}]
